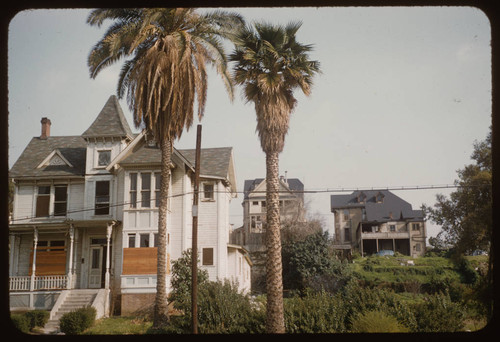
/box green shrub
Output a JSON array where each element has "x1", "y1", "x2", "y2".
[
  {"x1": 350, "y1": 310, "x2": 409, "y2": 333},
  {"x1": 197, "y1": 279, "x2": 264, "y2": 333},
  {"x1": 24, "y1": 310, "x2": 49, "y2": 330},
  {"x1": 412, "y1": 292, "x2": 465, "y2": 332},
  {"x1": 59, "y1": 306, "x2": 96, "y2": 335},
  {"x1": 284, "y1": 290, "x2": 347, "y2": 333},
  {"x1": 11, "y1": 314, "x2": 30, "y2": 334},
  {"x1": 456, "y1": 257, "x2": 479, "y2": 285}
]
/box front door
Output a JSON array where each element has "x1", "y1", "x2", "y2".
[{"x1": 89, "y1": 246, "x2": 103, "y2": 288}]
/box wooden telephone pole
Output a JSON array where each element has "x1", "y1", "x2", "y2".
[{"x1": 191, "y1": 124, "x2": 202, "y2": 334}]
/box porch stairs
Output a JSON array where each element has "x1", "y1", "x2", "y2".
[{"x1": 43, "y1": 289, "x2": 99, "y2": 334}]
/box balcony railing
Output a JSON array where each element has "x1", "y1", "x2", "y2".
[
  {"x1": 361, "y1": 232, "x2": 410, "y2": 239},
  {"x1": 9, "y1": 275, "x2": 68, "y2": 291}
]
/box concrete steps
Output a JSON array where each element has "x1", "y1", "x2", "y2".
[{"x1": 43, "y1": 289, "x2": 99, "y2": 334}]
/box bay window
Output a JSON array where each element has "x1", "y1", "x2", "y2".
[{"x1": 129, "y1": 172, "x2": 162, "y2": 209}]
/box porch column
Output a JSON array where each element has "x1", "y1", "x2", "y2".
[
  {"x1": 30, "y1": 227, "x2": 39, "y2": 292},
  {"x1": 67, "y1": 224, "x2": 75, "y2": 289},
  {"x1": 105, "y1": 222, "x2": 113, "y2": 289},
  {"x1": 9, "y1": 234, "x2": 16, "y2": 276}
]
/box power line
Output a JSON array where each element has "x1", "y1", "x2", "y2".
[{"x1": 9, "y1": 183, "x2": 489, "y2": 223}]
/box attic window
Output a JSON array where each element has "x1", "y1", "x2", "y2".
[
  {"x1": 375, "y1": 192, "x2": 385, "y2": 203},
  {"x1": 97, "y1": 150, "x2": 111, "y2": 167},
  {"x1": 357, "y1": 192, "x2": 367, "y2": 203}
]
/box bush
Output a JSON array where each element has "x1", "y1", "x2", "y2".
[
  {"x1": 412, "y1": 292, "x2": 465, "y2": 332},
  {"x1": 59, "y1": 306, "x2": 96, "y2": 335},
  {"x1": 24, "y1": 310, "x2": 49, "y2": 330},
  {"x1": 11, "y1": 314, "x2": 30, "y2": 334},
  {"x1": 351, "y1": 310, "x2": 409, "y2": 333},
  {"x1": 284, "y1": 290, "x2": 347, "y2": 333},
  {"x1": 197, "y1": 279, "x2": 264, "y2": 333}
]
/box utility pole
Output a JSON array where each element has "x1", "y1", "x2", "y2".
[{"x1": 191, "y1": 124, "x2": 202, "y2": 334}]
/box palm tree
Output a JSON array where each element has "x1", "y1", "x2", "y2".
[
  {"x1": 87, "y1": 8, "x2": 243, "y2": 328},
  {"x1": 230, "y1": 21, "x2": 320, "y2": 333}
]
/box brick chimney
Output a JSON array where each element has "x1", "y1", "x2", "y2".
[{"x1": 40, "y1": 117, "x2": 51, "y2": 139}]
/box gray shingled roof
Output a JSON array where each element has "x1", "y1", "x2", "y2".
[
  {"x1": 178, "y1": 147, "x2": 232, "y2": 179},
  {"x1": 9, "y1": 136, "x2": 87, "y2": 179},
  {"x1": 243, "y1": 178, "x2": 304, "y2": 199},
  {"x1": 120, "y1": 143, "x2": 233, "y2": 180},
  {"x1": 331, "y1": 190, "x2": 423, "y2": 222},
  {"x1": 81, "y1": 95, "x2": 134, "y2": 139}
]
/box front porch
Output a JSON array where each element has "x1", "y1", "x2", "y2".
[{"x1": 9, "y1": 220, "x2": 120, "y2": 310}]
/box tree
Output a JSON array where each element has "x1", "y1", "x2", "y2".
[
  {"x1": 424, "y1": 128, "x2": 493, "y2": 315},
  {"x1": 87, "y1": 8, "x2": 243, "y2": 328},
  {"x1": 230, "y1": 21, "x2": 320, "y2": 332},
  {"x1": 425, "y1": 128, "x2": 492, "y2": 256}
]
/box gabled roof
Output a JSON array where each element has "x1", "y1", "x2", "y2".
[
  {"x1": 9, "y1": 136, "x2": 87, "y2": 179},
  {"x1": 243, "y1": 178, "x2": 304, "y2": 199},
  {"x1": 330, "y1": 190, "x2": 424, "y2": 222},
  {"x1": 107, "y1": 133, "x2": 236, "y2": 193},
  {"x1": 81, "y1": 95, "x2": 134, "y2": 140}
]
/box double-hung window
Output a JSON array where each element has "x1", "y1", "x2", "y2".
[
  {"x1": 129, "y1": 173, "x2": 137, "y2": 208},
  {"x1": 95, "y1": 181, "x2": 110, "y2": 215},
  {"x1": 36, "y1": 186, "x2": 51, "y2": 217},
  {"x1": 141, "y1": 173, "x2": 151, "y2": 208},
  {"x1": 35, "y1": 185, "x2": 67, "y2": 217},
  {"x1": 155, "y1": 173, "x2": 161, "y2": 207},
  {"x1": 53, "y1": 185, "x2": 67, "y2": 216},
  {"x1": 202, "y1": 182, "x2": 214, "y2": 201}
]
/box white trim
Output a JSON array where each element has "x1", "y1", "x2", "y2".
[{"x1": 36, "y1": 149, "x2": 74, "y2": 169}]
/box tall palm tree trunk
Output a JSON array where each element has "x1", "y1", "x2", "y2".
[
  {"x1": 154, "y1": 136, "x2": 173, "y2": 327},
  {"x1": 265, "y1": 150, "x2": 285, "y2": 333}
]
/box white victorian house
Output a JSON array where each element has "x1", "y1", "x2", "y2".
[{"x1": 9, "y1": 96, "x2": 251, "y2": 318}]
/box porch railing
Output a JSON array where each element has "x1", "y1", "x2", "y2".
[{"x1": 9, "y1": 275, "x2": 68, "y2": 291}]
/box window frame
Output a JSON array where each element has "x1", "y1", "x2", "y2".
[
  {"x1": 95, "y1": 180, "x2": 110, "y2": 215},
  {"x1": 97, "y1": 150, "x2": 111, "y2": 168},
  {"x1": 202, "y1": 182, "x2": 215, "y2": 201},
  {"x1": 53, "y1": 185, "x2": 68, "y2": 217},
  {"x1": 35, "y1": 185, "x2": 51, "y2": 217}
]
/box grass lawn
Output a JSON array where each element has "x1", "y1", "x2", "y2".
[{"x1": 83, "y1": 316, "x2": 152, "y2": 335}]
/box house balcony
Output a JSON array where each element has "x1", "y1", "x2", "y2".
[{"x1": 361, "y1": 232, "x2": 410, "y2": 240}]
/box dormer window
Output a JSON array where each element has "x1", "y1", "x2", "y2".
[
  {"x1": 357, "y1": 192, "x2": 367, "y2": 203},
  {"x1": 375, "y1": 191, "x2": 385, "y2": 203},
  {"x1": 97, "y1": 150, "x2": 111, "y2": 167}
]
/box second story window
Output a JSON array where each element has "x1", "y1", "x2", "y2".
[
  {"x1": 95, "y1": 181, "x2": 110, "y2": 215},
  {"x1": 202, "y1": 183, "x2": 214, "y2": 201},
  {"x1": 53, "y1": 185, "x2": 67, "y2": 216},
  {"x1": 128, "y1": 172, "x2": 162, "y2": 209},
  {"x1": 35, "y1": 185, "x2": 67, "y2": 217},
  {"x1": 129, "y1": 173, "x2": 137, "y2": 208},
  {"x1": 35, "y1": 186, "x2": 51, "y2": 217},
  {"x1": 141, "y1": 173, "x2": 151, "y2": 208},
  {"x1": 155, "y1": 173, "x2": 161, "y2": 207}
]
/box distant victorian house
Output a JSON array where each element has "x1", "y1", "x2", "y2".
[
  {"x1": 331, "y1": 190, "x2": 426, "y2": 258},
  {"x1": 8, "y1": 96, "x2": 251, "y2": 319},
  {"x1": 231, "y1": 175, "x2": 305, "y2": 292}
]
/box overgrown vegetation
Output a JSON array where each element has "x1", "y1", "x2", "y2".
[{"x1": 81, "y1": 249, "x2": 489, "y2": 334}]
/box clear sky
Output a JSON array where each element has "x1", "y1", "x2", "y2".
[{"x1": 8, "y1": 7, "x2": 492, "y2": 239}]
